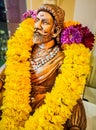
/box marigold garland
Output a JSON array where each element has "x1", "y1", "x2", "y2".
[
  {"x1": 0, "y1": 18, "x2": 91, "y2": 130},
  {"x1": 0, "y1": 18, "x2": 34, "y2": 130}
]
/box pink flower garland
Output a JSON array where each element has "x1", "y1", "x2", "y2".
[{"x1": 60, "y1": 24, "x2": 95, "y2": 50}]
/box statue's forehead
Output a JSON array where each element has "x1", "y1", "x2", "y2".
[
  {"x1": 37, "y1": 11, "x2": 52, "y2": 18},
  {"x1": 36, "y1": 11, "x2": 54, "y2": 22}
]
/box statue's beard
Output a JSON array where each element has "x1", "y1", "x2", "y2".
[{"x1": 33, "y1": 31, "x2": 53, "y2": 44}]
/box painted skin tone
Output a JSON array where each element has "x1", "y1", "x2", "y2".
[{"x1": 33, "y1": 11, "x2": 57, "y2": 49}]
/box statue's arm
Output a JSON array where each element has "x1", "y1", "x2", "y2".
[{"x1": 65, "y1": 99, "x2": 87, "y2": 130}]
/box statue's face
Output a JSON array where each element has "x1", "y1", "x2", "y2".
[{"x1": 33, "y1": 11, "x2": 55, "y2": 44}]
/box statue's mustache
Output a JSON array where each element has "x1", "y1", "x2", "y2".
[{"x1": 34, "y1": 29, "x2": 47, "y2": 36}]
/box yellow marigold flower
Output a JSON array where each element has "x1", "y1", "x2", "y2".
[
  {"x1": 64, "y1": 21, "x2": 80, "y2": 27},
  {"x1": 0, "y1": 18, "x2": 34, "y2": 129}
]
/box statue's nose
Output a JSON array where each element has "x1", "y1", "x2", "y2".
[{"x1": 35, "y1": 20, "x2": 42, "y2": 30}]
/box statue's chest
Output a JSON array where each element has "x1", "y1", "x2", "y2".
[{"x1": 29, "y1": 45, "x2": 60, "y2": 86}]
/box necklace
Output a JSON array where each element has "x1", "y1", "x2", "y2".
[{"x1": 30, "y1": 46, "x2": 59, "y2": 71}]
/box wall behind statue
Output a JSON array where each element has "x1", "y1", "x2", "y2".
[
  {"x1": 26, "y1": 0, "x2": 42, "y2": 10},
  {"x1": 60, "y1": 0, "x2": 75, "y2": 21},
  {"x1": 73, "y1": 0, "x2": 96, "y2": 32}
]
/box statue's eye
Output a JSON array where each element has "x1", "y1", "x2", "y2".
[
  {"x1": 42, "y1": 20, "x2": 49, "y2": 25},
  {"x1": 35, "y1": 18, "x2": 39, "y2": 22}
]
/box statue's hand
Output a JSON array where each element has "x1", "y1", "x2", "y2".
[{"x1": 67, "y1": 99, "x2": 87, "y2": 130}]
